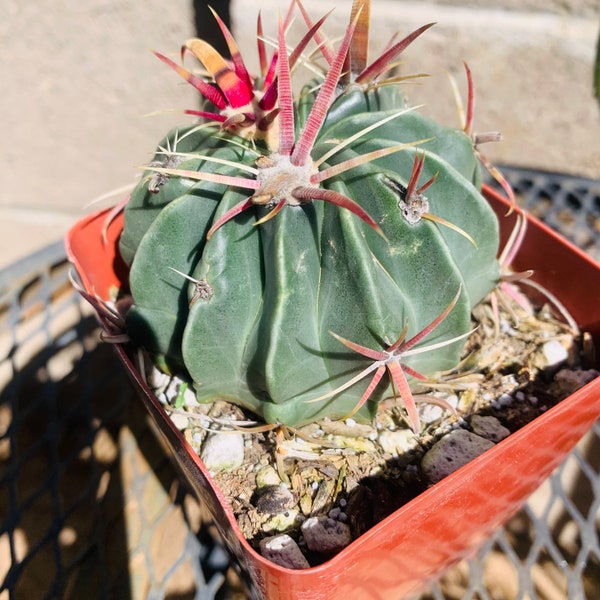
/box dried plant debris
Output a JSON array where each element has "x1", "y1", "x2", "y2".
[{"x1": 150, "y1": 297, "x2": 598, "y2": 569}]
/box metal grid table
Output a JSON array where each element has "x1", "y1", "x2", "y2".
[{"x1": 1, "y1": 168, "x2": 599, "y2": 599}]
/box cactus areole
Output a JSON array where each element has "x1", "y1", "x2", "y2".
[{"x1": 119, "y1": 1, "x2": 501, "y2": 430}]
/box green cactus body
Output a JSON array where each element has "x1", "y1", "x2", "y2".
[{"x1": 119, "y1": 10, "x2": 501, "y2": 429}]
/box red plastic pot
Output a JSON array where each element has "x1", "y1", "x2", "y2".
[{"x1": 66, "y1": 186, "x2": 600, "y2": 600}]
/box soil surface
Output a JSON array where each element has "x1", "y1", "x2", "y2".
[{"x1": 150, "y1": 291, "x2": 598, "y2": 568}]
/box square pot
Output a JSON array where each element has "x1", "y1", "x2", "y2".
[{"x1": 66, "y1": 185, "x2": 600, "y2": 600}]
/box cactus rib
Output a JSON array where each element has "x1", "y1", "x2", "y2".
[{"x1": 119, "y1": 0, "x2": 503, "y2": 428}]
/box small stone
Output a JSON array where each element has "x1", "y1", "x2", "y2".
[
  {"x1": 542, "y1": 340, "x2": 569, "y2": 367},
  {"x1": 470, "y1": 415, "x2": 511, "y2": 443},
  {"x1": 301, "y1": 515, "x2": 352, "y2": 554},
  {"x1": 148, "y1": 368, "x2": 171, "y2": 394},
  {"x1": 255, "y1": 465, "x2": 281, "y2": 488},
  {"x1": 332, "y1": 436, "x2": 376, "y2": 452},
  {"x1": 182, "y1": 385, "x2": 200, "y2": 407},
  {"x1": 259, "y1": 534, "x2": 310, "y2": 570},
  {"x1": 169, "y1": 413, "x2": 189, "y2": 431},
  {"x1": 254, "y1": 484, "x2": 295, "y2": 514},
  {"x1": 200, "y1": 432, "x2": 245, "y2": 473},
  {"x1": 418, "y1": 403, "x2": 443, "y2": 424},
  {"x1": 421, "y1": 429, "x2": 495, "y2": 485},
  {"x1": 555, "y1": 368, "x2": 599, "y2": 392},
  {"x1": 263, "y1": 509, "x2": 299, "y2": 533},
  {"x1": 446, "y1": 395, "x2": 459, "y2": 409},
  {"x1": 497, "y1": 393, "x2": 513, "y2": 407},
  {"x1": 378, "y1": 429, "x2": 418, "y2": 455},
  {"x1": 420, "y1": 394, "x2": 458, "y2": 424},
  {"x1": 328, "y1": 507, "x2": 340, "y2": 520}
]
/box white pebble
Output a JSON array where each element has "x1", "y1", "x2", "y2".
[
  {"x1": 446, "y1": 395, "x2": 459, "y2": 409},
  {"x1": 418, "y1": 403, "x2": 443, "y2": 424},
  {"x1": 170, "y1": 413, "x2": 189, "y2": 431},
  {"x1": 542, "y1": 340, "x2": 569, "y2": 367},
  {"x1": 200, "y1": 432, "x2": 245, "y2": 473},
  {"x1": 182, "y1": 385, "x2": 200, "y2": 407},
  {"x1": 378, "y1": 429, "x2": 418, "y2": 455},
  {"x1": 148, "y1": 368, "x2": 171, "y2": 393},
  {"x1": 543, "y1": 340, "x2": 568, "y2": 367}
]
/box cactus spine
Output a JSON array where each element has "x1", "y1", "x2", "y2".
[{"x1": 119, "y1": 1, "x2": 501, "y2": 431}]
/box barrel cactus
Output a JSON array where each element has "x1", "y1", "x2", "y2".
[{"x1": 119, "y1": 0, "x2": 501, "y2": 432}]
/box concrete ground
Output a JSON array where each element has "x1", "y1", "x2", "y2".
[{"x1": 1, "y1": 0, "x2": 599, "y2": 270}]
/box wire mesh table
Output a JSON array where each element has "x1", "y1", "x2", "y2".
[{"x1": 1, "y1": 168, "x2": 599, "y2": 600}]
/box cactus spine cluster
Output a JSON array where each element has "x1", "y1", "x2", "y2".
[{"x1": 119, "y1": 0, "x2": 501, "y2": 431}]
